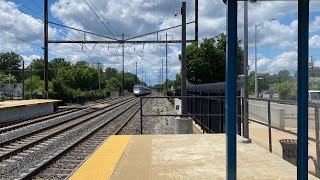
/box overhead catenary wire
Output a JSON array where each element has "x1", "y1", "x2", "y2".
[
  {"x1": 87, "y1": 0, "x2": 118, "y2": 38},
  {"x1": 81, "y1": 0, "x2": 117, "y2": 39}
]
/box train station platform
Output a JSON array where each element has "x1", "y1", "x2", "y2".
[
  {"x1": 0, "y1": 99, "x2": 60, "y2": 123},
  {"x1": 69, "y1": 134, "x2": 317, "y2": 180}
]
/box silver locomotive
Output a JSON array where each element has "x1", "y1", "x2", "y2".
[{"x1": 133, "y1": 85, "x2": 152, "y2": 97}]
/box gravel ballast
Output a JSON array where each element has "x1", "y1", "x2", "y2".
[{"x1": 119, "y1": 94, "x2": 176, "y2": 135}]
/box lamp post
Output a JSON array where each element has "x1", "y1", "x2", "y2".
[
  {"x1": 257, "y1": 77, "x2": 264, "y2": 98},
  {"x1": 255, "y1": 19, "x2": 276, "y2": 98},
  {"x1": 8, "y1": 65, "x2": 17, "y2": 99}
]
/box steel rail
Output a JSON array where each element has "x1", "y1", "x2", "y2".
[
  {"x1": 20, "y1": 96, "x2": 149, "y2": 179},
  {"x1": 0, "y1": 97, "x2": 136, "y2": 162},
  {"x1": 0, "y1": 97, "x2": 125, "y2": 132}
]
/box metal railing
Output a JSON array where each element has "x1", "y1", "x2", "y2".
[
  {"x1": 139, "y1": 96, "x2": 242, "y2": 135},
  {"x1": 247, "y1": 97, "x2": 320, "y2": 177}
]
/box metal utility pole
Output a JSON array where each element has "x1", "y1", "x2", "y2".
[
  {"x1": 145, "y1": 74, "x2": 147, "y2": 85},
  {"x1": 22, "y1": 60, "x2": 25, "y2": 99},
  {"x1": 142, "y1": 70, "x2": 144, "y2": 83},
  {"x1": 175, "y1": 1, "x2": 192, "y2": 134},
  {"x1": 195, "y1": 0, "x2": 198, "y2": 46},
  {"x1": 310, "y1": 56, "x2": 315, "y2": 77},
  {"x1": 165, "y1": 33, "x2": 168, "y2": 90},
  {"x1": 44, "y1": 0, "x2": 49, "y2": 95},
  {"x1": 254, "y1": 25, "x2": 258, "y2": 98},
  {"x1": 136, "y1": 62, "x2": 138, "y2": 84},
  {"x1": 97, "y1": 62, "x2": 101, "y2": 90},
  {"x1": 122, "y1": 33, "x2": 125, "y2": 94},
  {"x1": 242, "y1": 0, "x2": 251, "y2": 143},
  {"x1": 181, "y1": 2, "x2": 187, "y2": 115},
  {"x1": 162, "y1": 58, "x2": 164, "y2": 89}
]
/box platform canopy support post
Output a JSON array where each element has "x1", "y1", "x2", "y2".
[
  {"x1": 225, "y1": 0, "x2": 237, "y2": 179},
  {"x1": 44, "y1": 0, "x2": 49, "y2": 97},
  {"x1": 297, "y1": 0, "x2": 309, "y2": 179}
]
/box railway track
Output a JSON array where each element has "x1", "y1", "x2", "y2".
[
  {"x1": 0, "y1": 97, "x2": 136, "y2": 164},
  {"x1": 0, "y1": 97, "x2": 130, "y2": 138},
  {"x1": 19, "y1": 96, "x2": 149, "y2": 179},
  {"x1": 0, "y1": 97, "x2": 126, "y2": 133}
]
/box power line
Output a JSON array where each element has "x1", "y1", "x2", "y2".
[
  {"x1": 209, "y1": 5, "x2": 244, "y2": 37},
  {"x1": 0, "y1": 30, "x2": 74, "y2": 60},
  {"x1": 82, "y1": 0, "x2": 116, "y2": 39},
  {"x1": 86, "y1": 0, "x2": 118, "y2": 38},
  {"x1": 49, "y1": 21, "x2": 116, "y2": 40}
]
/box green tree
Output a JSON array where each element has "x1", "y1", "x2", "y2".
[
  {"x1": 25, "y1": 75, "x2": 43, "y2": 92},
  {"x1": 276, "y1": 81, "x2": 296, "y2": 100},
  {"x1": 105, "y1": 67, "x2": 118, "y2": 80},
  {"x1": 0, "y1": 52, "x2": 23, "y2": 81},
  {"x1": 27, "y1": 58, "x2": 44, "y2": 79},
  {"x1": 116, "y1": 72, "x2": 139, "y2": 92},
  {"x1": 49, "y1": 58, "x2": 71, "y2": 80},
  {"x1": 106, "y1": 77, "x2": 122, "y2": 92},
  {"x1": 0, "y1": 72, "x2": 17, "y2": 83},
  {"x1": 174, "y1": 73, "x2": 181, "y2": 88},
  {"x1": 181, "y1": 33, "x2": 244, "y2": 84},
  {"x1": 277, "y1": 70, "x2": 292, "y2": 83},
  {"x1": 56, "y1": 61, "x2": 98, "y2": 91},
  {"x1": 248, "y1": 72, "x2": 271, "y2": 94}
]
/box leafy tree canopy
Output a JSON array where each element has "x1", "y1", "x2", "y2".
[
  {"x1": 0, "y1": 72, "x2": 17, "y2": 83},
  {"x1": 180, "y1": 33, "x2": 244, "y2": 84}
]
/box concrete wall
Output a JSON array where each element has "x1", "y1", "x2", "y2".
[
  {"x1": 0, "y1": 103, "x2": 54, "y2": 123},
  {"x1": 249, "y1": 100, "x2": 318, "y2": 129}
]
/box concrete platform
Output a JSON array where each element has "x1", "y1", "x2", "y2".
[
  {"x1": 70, "y1": 134, "x2": 317, "y2": 180},
  {"x1": 0, "y1": 99, "x2": 60, "y2": 123}
]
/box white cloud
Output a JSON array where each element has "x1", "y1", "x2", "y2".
[
  {"x1": 1, "y1": 0, "x2": 320, "y2": 85},
  {"x1": 250, "y1": 51, "x2": 297, "y2": 74},
  {"x1": 310, "y1": 35, "x2": 320, "y2": 48},
  {"x1": 22, "y1": 54, "x2": 41, "y2": 67}
]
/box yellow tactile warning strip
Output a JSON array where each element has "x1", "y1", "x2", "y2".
[
  {"x1": 0, "y1": 99, "x2": 60, "y2": 109},
  {"x1": 69, "y1": 135, "x2": 132, "y2": 180}
]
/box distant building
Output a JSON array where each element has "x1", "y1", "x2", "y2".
[{"x1": 0, "y1": 83, "x2": 22, "y2": 97}]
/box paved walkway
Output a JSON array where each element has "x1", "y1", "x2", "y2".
[
  {"x1": 70, "y1": 134, "x2": 317, "y2": 179},
  {"x1": 249, "y1": 121, "x2": 319, "y2": 176}
]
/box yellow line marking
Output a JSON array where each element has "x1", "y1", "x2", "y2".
[
  {"x1": 0, "y1": 99, "x2": 60, "y2": 109},
  {"x1": 70, "y1": 135, "x2": 132, "y2": 180},
  {"x1": 91, "y1": 104, "x2": 110, "y2": 109}
]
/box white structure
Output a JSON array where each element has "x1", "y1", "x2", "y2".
[{"x1": 0, "y1": 83, "x2": 22, "y2": 97}]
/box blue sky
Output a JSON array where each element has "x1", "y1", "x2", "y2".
[{"x1": 1, "y1": 0, "x2": 320, "y2": 85}]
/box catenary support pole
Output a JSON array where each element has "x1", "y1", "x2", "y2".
[
  {"x1": 122, "y1": 33, "x2": 125, "y2": 95},
  {"x1": 44, "y1": 0, "x2": 49, "y2": 94},
  {"x1": 22, "y1": 60, "x2": 24, "y2": 99},
  {"x1": 181, "y1": 2, "x2": 187, "y2": 115},
  {"x1": 166, "y1": 33, "x2": 168, "y2": 91},
  {"x1": 97, "y1": 62, "x2": 101, "y2": 90},
  {"x1": 226, "y1": 0, "x2": 237, "y2": 179},
  {"x1": 297, "y1": 0, "x2": 309, "y2": 179},
  {"x1": 175, "y1": 1, "x2": 192, "y2": 134},
  {"x1": 162, "y1": 58, "x2": 164, "y2": 90},
  {"x1": 195, "y1": 0, "x2": 198, "y2": 46},
  {"x1": 242, "y1": 0, "x2": 251, "y2": 143},
  {"x1": 136, "y1": 62, "x2": 138, "y2": 84}
]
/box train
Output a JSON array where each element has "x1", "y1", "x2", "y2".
[{"x1": 133, "y1": 85, "x2": 152, "y2": 97}]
